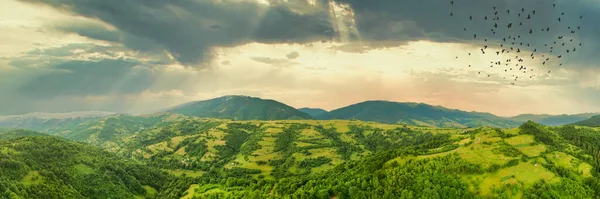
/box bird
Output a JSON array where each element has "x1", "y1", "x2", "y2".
[
  {"x1": 558, "y1": 17, "x2": 561, "y2": 22},
  {"x1": 469, "y1": 15, "x2": 473, "y2": 20},
  {"x1": 450, "y1": 1, "x2": 454, "y2": 5},
  {"x1": 473, "y1": 34, "x2": 477, "y2": 39},
  {"x1": 580, "y1": 15, "x2": 583, "y2": 19},
  {"x1": 450, "y1": 12, "x2": 454, "y2": 16}
]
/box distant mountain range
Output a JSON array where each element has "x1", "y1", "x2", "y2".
[
  {"x1": 0, "y1": 95, "x2": 596, "y2": 129},
  {"x1": 165, "y1": 95, "x2": 312, "y2": 120},
  {"x1": 509, "y1": 113, "x2": 599, "y2": 126},
  {"x1": 314, "y1": 100, "x2": 522, "y2": 128},
  {"x1": 572, "y1": 115, "x2": 600, "y2": 127},
  {"x1": 298, "y1": 108, "x2": 328, "y2": 118}
]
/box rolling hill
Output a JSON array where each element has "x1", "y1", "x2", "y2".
[
  {"x1": 573, "y1": 115, "x2": 600, "y2": 127},
  {"x1": 165, "y1": 95, "x2": 313, "y2": 120},
  {"x1": 510, "y1": 113, "x2": 598, "y2": 126},
  {"x1": 298, "y1": 107, "x2": 328, "y2": 117},
  {"x1": 316, "y1": 100, "x2": 523, "y2": 128},
  {"x1": 1, "y1": 114, "x2": 599, "y2": 198},
  {"x1": 0, "y1": 132, "x2": 188, "y2": 199}
]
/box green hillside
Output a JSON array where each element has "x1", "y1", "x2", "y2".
[
  {"x1": 165, "y1": 96, "x2": 313, "y2": 120},
  {"x1": 510, "y1": 113, "x2": 598, "y2": 126},
  {"x1": 2, "y1": 114, "x2": 600, "y2": 198},
  {"x1": 573, "y1": 115, "x2": 600, "y2": 127},
  {"x1": 317, "y1": 100, "x2": 522, "y2": 128},
  {"x1": 298, "y1": 108, "x2": 328, "y2": 118},
  {"x1": 0, "y1": 133, "x2": 191, "y2": 199}
]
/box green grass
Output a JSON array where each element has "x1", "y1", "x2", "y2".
[
  {"x1": 545, "y1": 152, "x2": 593, "y2": 177},
  {"x1": 517, "y1": 145, "x2": 547, "y2": 157},
  {"x1": 468, "y1": 161, "x2": 557, "y2": 196},
  {"x1": 166, "y1": 169, "x2": 204, "y2": 177},
  {"x1": 21, "y1": 170, "x2": 43, "y2": 186},
  {"x1": 456, "y1": 141, "x2": 514, "y2": 168},
  {"x1": 74, "y1": 163, "x2": 95, "y2": 174},
  {"x1": 504, "y1": 135, "x2": 535, "y2": 146},
  {"x1": 181, "y1": 184, "x2": 199, "y2": 199}
]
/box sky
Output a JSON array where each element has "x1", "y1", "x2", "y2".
[{"x1": 1, "y1": 0, "x2": 599, "y2": 117}]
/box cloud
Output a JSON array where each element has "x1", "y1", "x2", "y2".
[
  {"x1": 250, "y1": 57, "x2": 298, "y2": 67},
  {"x1": 286, "y1": 51, "x2": 300, "y2": 59},
  {"x1": 332, "y1": 0, "x2": 600, "y2": 66},
  {"x1": 18, "y1": 0, "x2": 335, "y2": 67}
]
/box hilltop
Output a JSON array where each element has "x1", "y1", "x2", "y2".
[
  {"x1": 165, "y1": 95, "x2": 313, "y2": 120},
  {"x1": 317, "y1": 100, "x2": 522, "y2": 128}
]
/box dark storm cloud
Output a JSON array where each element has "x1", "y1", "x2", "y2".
[
  {"x1": 20, "y1": 0, "x2": 334, "y2": 66},
  {"x1": 18, "y1": 0, "x2": 600, "y2": 67},
  {"x1": 333, "y1": 0, "x2": 600, "y2": 66},
  {"x1": 17, "y1": 58, "x2": 155, "y2": 98}
]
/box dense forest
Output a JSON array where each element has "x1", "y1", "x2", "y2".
[
  {"x1": 0, "y1": 135, "x2": 191, "y2": 199},
  {"x1": 1, "y1": 115, "x2": 600, "y2": 198}
]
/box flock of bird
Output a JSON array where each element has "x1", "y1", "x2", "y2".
[{"x1": 449, "y1": 1, "x2": 585, "y2": 85}]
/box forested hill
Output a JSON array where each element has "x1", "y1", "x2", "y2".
[
  {"x1": 510, "y1": 113, "x2": 598, "y2": 126},
  {"x1": 165, "y1": 95, "x2": 313, "y2": 120},
  {"x1": 317, "y1": 100, "x2": 523, "y2": 128},
  {"x1": 1, "y1": 118, "x2": 600, "y2": 198},
  {"x1": 0, "y1": 133, "x2": 190, "y2": 199},
  {"x1": 298, "y1": 108, "x2": 328, "y2": 118},
  {"x1": 573, "y1": 115, "x2": 600, "y2": 127}
]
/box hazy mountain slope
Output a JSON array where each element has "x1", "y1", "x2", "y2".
[
  {"x1": 511, "y1": 113, "x2": 597, "y2": 126},
  {"x1": 573, "y1": 115, "x2": 600, "y2": 127},
  {"x1": 165, "y1": 95, "x2": 313, "y2": 120},
  {"x1": 49, "y1": 113, "x2": 175, "y2": 146},
  {"x1": 298, "y1": 107, "x2": 328, "y2": 117},
  {"x1": 318, "y1": 100, "x2": 522, "y2": 128},
  {"x1": 0, "y1": 133, "x2": 188, "y2": 199},
  {"x1": 0, "y1": 116, "x2": 103, "y2": 133}
]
